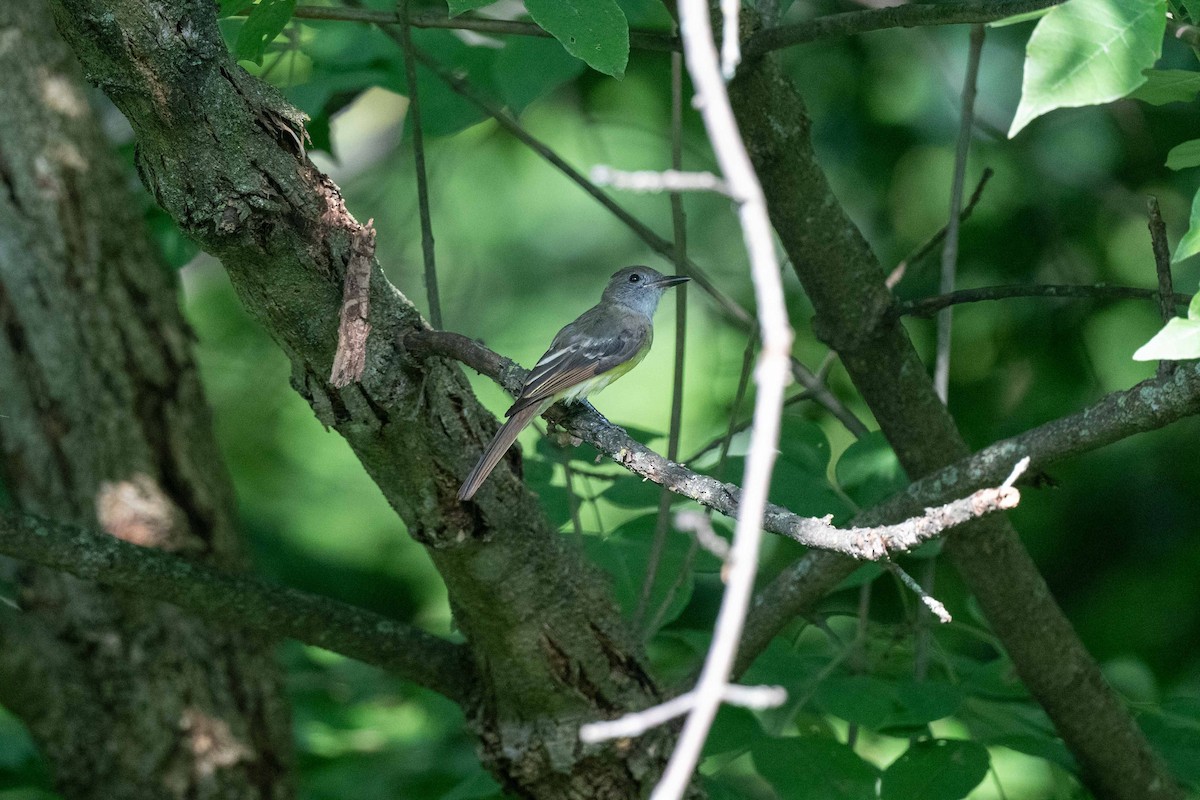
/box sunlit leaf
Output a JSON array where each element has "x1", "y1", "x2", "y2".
[
  {"x1": 1130, "y1": 69, "x2": 1200, "y2": 105},
  {"x1": 218, "y1": 0, "x2": 255, "y2": 17},
  {"x1": 1008, "y1": 0, "x2": 1167, "y2": 137},
  {"x1": 1132, "y1": 318, "x2": 1200, "y2": 360},
  {"x1": 1174, "y1": 191, "x2": 1200, "y2": 263},
  {"x1": 1166, "y1": 139, "x2": 1200, "y2": 170},
  {"x1": 525, "y1": 0, "x2": 629, "y2": 78},
  {"x1": 880, "y1": 740, "x2": 990, "y2": 800},
  {"x1": 235, "y1": 0, "x2": 296, "y2": 65}
]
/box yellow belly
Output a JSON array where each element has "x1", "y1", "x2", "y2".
[{"x1": 557, "y1": 341, "x2": 651, "y2": 403}]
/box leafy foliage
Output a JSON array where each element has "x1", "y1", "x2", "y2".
[{"x1": 10, "y1": 0, "x2": 1200, "y2": 798}]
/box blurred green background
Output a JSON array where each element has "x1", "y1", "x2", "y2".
[{"x1": 6, "y1": 0, "x2": 1200, "y2": 798}]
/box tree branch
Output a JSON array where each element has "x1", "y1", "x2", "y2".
[
  {"x1": 727, "y1": 39, "x2": 1183, "y2": 799},
  {"x1": 0, "y1": 509, "x2": 475, "y2": 703},
  {"x1": 896, "y1": 283, "x2": 1193, "y2": 319},
  {"x1": 405, "y1": 330, "x2": 1025, "y2": 558},
  {"x1": 744, "y1": 0, "x2": 1065, "y2": 56}
]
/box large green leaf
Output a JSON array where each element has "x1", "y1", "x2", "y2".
[
  {"x1": 234, "y1": 0, "x2": 296, "y2": 65},
  {"x1": 1009, "y1": 0, "x2": 1167, "y2": 137},
  {"x1": 751, "y1": 736, "x2": 879, "y2": 800},
  {"x1": 880, "y1": 740, "x2": 990, "y2": 800},
  {"x1": 1130, "y1": 69, "x2": 1200, "y2": 105},
  {"x1": 525, "y1": 0, "x2": 629, "y2": 78},
  {"x1": 493, "y1": 37, "x2": 586, "y2": 113}
]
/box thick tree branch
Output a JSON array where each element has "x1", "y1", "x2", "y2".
[
  {"x1": 727, "y1": 34, "x2": 1183, "y2": 800},
  {"x1": 740, "y1": 358, "x2": 1200, "y2": 673},
  {"x1": 0, "y1": 510, "x2": 474, "y2": 703},
  {"x1": 744, "y1": 0, "x2": 1065, "y2": 56},
  {"x1": 406, "y1": 330, "x2": 1025, "y2": 557},
  {"x1": 46, "y1": 2, "x2": 670, "y2": 795}
]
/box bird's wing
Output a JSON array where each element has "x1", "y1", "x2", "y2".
[{"x1": 506, "y1": 307, "x2": 650, "y2": 416}]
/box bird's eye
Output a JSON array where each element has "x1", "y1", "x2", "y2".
[{"x1": 628, "y1": 273, "x2": 642, "y2": 283}]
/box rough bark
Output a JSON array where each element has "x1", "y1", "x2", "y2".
[
  {"x1": 728, "y1": 49, "x2": 1183, "y2": 800},
  {"x1": 42, "y1": 1, "x2": 677, "y2": 796},
  {"x1": 0, "y1": 3, "x2": 292, "y2": 798}
]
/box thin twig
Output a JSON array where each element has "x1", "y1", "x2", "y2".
[
  {"x1": 886, "y1": 562, "x2": 952, "y2": 624},
  {"x1": 895, "y1": 283, "x2": 1194, "y2": 319},
  {"x1": 638, "y1": 53, "x2": 692, "y2": 634},
  {"x1": 887, "y1": 167, "x2": 993, "y2": 289},
  {"x1": 579, "y1": 683, "x2": 786, "y2": 743},
  {"x1": 590, "y1": 166, "x2": 730, "y2": 195},
  {"x1": 650, "y1": 0, "x2": 794, "y2": 792},
  {"x1": 397, "y1": 0, "x2": 442, "y2": 329},
  {"x1": 1147, "y1": 196, "x2": 1177, "y2": 378},
  {"x1": 291, "y1": 5, "x2": 680, "y2": 51},
  {"x1": 934, "y1": 24, "x2": 984, "y2": 402},
  {"x1": 674, "y1": 511, "x2": 731, "y2": 560},
  {"x1": 743, "y1": 0, "x2": 1065, "y2": 57}
]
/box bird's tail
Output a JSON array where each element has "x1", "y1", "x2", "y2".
[{"x1": 457, "y1": 402, "x2": 545, "y2": 501}]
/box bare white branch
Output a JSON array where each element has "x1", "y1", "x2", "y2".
[
  {"x1": 580, "y1": 683, "x2": 786, "y2": 743},
  {"x1": 886, "y1": 562, "x2": 952, "y2": 624},
  {"x1": 649, "y1": 0, "x2": 794, "y2": 795},
  {"x1": 1002, "y1": 455, "x2": 1031, "y2": 489},
  {"x1": 719, "y1": 0, "x2": 741, "y2": 79},
  {"x1": 589, "y1": 165, "x2": 731, "y2": 195},
  {"x1": 674, "y1": 510, "x2": 731, "y2": 560}
]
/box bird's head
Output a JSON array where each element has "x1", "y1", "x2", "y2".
[{"x1": 600, "y1": 266, "x2": 689, "y2": 315}]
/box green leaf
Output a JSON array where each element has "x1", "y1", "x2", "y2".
[
  {"x1": 447, "y1": 0, "x2": 498, "y2": 16},
  {"x1": 835, "y1": 431, "x2": 904, "y2": 508},
  {"x1": 582, "y1": 514, "x2": 719, "y2": 631},
  {"x1": 880, "y1": 740, "x2": 990, "y2": 800},
  {"x1": 1132, "y1": 317, "x2": 1200, "y2": 360},
  {"x1": 703, "y1": 706, "x2": 765, "y2": 757},
  {"x1": 441, "y1": 770, "x2": 503, "y2": 800},
  {"x1": 890, "y1": 681, "x2": 963, "y2": 727},
  {"x1": 494, "y1": 37, "x2": 587, "y2": 113},
  {"x1": 814, "y1": 675, "x2": 895, "y2": 729},
  {"x1": 1130, "y1": 69, "x2": 1200, "y2": 105},
  {"x1": 218, "y1": 0, "x2": 255, "y2": 17},
  {"x1": 1175, "y1": 190, "x2": 1200, "y2": 264},
  {"x1": 1184, "y1": 0, "x2": 1200, "y2": 21},
  {"x1": 1140, "y1": 697, "x2": 1200, "y2": 786},
  {"x1": 1167, "y1": 139, "x2": 1200, "y2": 170},
  {"x1": 1008, "y1": 0, "x2": 1167, "y2": 137},
  {"x1": 751, "y1": 736, "x2": 879, "y2": 800},
  {"x1": 235, "y1": 0, "x2": 296, "y2": 65},
  {"x1": 525, "y1": 0, "x2": 630, "y2": 78}
]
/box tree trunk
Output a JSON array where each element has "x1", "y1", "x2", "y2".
[
  {"x1": 41, "y1": 0, "x2": 679, "y2": 796},
  {"x1": 0, "y1": 4, "x2": 293, "y2": 798}
]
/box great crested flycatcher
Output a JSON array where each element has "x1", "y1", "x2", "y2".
[{"x1": 457, "y1": 266, "x2": 688, "y2": 501}]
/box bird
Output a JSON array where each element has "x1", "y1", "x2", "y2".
[{"x1": 457, "y1": 266, "x2": 689, "y2": 501}]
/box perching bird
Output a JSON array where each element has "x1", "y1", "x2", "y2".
[{"x1": 457, "y1": 266, "x2": 688, "y2": 501}]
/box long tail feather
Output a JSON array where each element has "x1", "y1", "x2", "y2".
[{"x1": 457, "y1": 402, "x2": 545, "y2": 501}]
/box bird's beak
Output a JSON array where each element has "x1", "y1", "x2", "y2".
[{"x1": 651, "y1": 275, "x2": 690, "y2": 288}]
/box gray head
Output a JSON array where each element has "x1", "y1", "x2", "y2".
[{"x1": 600, "y1": 266, "x2": 689, "y2": 317}]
